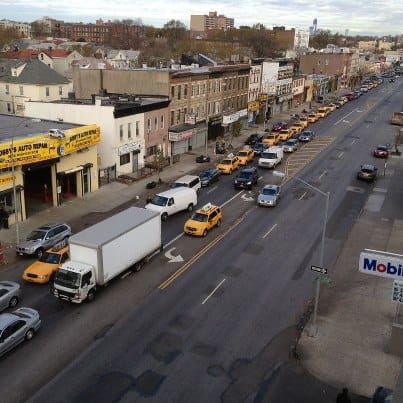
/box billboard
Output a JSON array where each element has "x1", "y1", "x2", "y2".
[
  {"x1": 0, "y1": 125, "x2": 100, "y2": 169},
  {"x1": 359, "y1": 249, "x2": 403, "y2": 280}
]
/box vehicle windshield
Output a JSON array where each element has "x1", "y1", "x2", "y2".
[
  {"x1": 170, "y1": 182, "x2": 186, "y2": 188},
  {"x1": 261, "y1": 152, "x2": 276, "y2": 159},
  {"x1": 238, "y1": 172, "x2": 252, "y2": 179},
  {"x1": 199, "y1": 172, "x2": 211, "y2": 179},
  {"x1": 238, "y1": 151, "x2": 248, "y2": 157},
  {"x1": 268, "y1": 135, "x2": 276, "y2": 139},
  {"x1": 220, "y1": 160, "x2": 231, "y2": 165},
  {"x1": 262, "y1": 188, "x2": 277, "y2": 196},
  {"x1": 377, "y1": 146, "x2": 387, "y2": 151},
  {"x1": 285, "y1": 141, "x2": 295, "y2": 146},
  {"x1": 54, "y1": 268, "x2": 81, "y2": 288},
  {"x1": 27, "y1": 230, "x2": 47, "y2": 241},
  {"x1": 279, "y1": 130, "x2": 288, "y2": 134},
  {"x1": 190, "y1": 213, "x2": 208, "y2": 222},
  {"x1": 150, "y1": 195, "x2": 168, "y2": 206},
  {"x1": 39, "y1": 252, "x2": 61, "y2": 264}
]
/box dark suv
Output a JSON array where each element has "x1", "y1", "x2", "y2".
[
  {"x1": 234, "y1": 167, "x2": 259, "y2": 190},
  {"x1": 245, "y1": 133, "x2": 264, "y2": 146},
  {"x1": 16, "y1": 223, "x2": 72, "y2": 258}
]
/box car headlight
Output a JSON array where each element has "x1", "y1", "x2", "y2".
[{"x1": 247, "y1": 181, "x2": 252, "y2": 185}]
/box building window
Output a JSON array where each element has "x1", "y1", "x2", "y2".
[
  {"x1": 19, "y1": 86, "x2": 24, "y2": 96},
  {"x1": 154, "y1": 117, "x2": 158, "y2": 129},
  {"x1": 171, "y1": 86, "x2": 175, "y2": 98},
  {"x1": 7, "y1": 103, "x2": 11, "y2": 113},
  {"x1": 128, "y1": 123, "x2": 132, "y2": 139},
  {"x1": 147, "y1": 118, "x2": 151, "y2": 131},
  {"x1": 120, "y1": 153, "x2": 130, "y2": 165},
  {"x1": 171, "y1": 111, "x2": 175, "y2": 125},
  {"x1": 178, "y1": 85, "x2": 181, "y2": 100},
  {"x1": 184, "y1": 84, "x2": 188, "y2": 98},
  {"x1": 160, "y1": 115, "x2": 164, "y2": 129},
  {"x1": 136, "y1": 121, "x2": 139, "y2": 136},
  {"x1": 59, "y1": 86, "x2": 63, "y2": 96},
  {"x1": 45, "y1": 87, "x2": 50, "y2": 97},
  {"x1": 5, "y1": 85, "x2": 9, "y2": 95},
  {"x1": 120, "y1": 125, "x2": 123, "y2": 141},
  {"x1": 147, "y1": 145, "x2": 158, "y2": 156}
]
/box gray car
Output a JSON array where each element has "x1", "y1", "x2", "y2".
[
  {"x1": 257, "y1": 185, "x2": 281, "y2": 207},
  {"x1": 16, "y1": 223, "x2": 72, "y2": 258},
  {"x1": 0, "y1": 307, "x2": 41, "y2": 357},
  {"x1": 0, "y1": 281, "x2": 21, "y2": 312}
]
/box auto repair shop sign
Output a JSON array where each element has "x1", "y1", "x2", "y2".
[{"x1": 359, "y1": 249, "x2": 403, "y2": 279}]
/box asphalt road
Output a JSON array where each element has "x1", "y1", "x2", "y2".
[{"x1": 0, "y1": 80, "x2": 400, "y2": 403}]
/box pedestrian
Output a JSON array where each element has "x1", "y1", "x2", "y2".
[
  {"x1": 372, "y1": 386, "x2": 388, "y2": 403},
  {"x1": 336, "y1": 387, "x2": 351, "y2": 403}
]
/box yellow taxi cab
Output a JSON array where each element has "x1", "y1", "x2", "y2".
[
  {"x1": 184, "y1": 203, "x2": 223, "y2": 237},
  {"x1": 317, "y1": 107, "x2": 329, "y2": 118},
  {"x1": 289, "y1": 122, "x2": 305, "y2": 136},
  {"x1": 277, "y1": 129, "x2": 293, "y2": 141},
  {"x1": 216, "y1": 154, "x2": 240, "y2": 174},
  {"x1": 237, "y1": 147, "x2": 255, "y2": 166},
  {"x1": 299, "y1": 116, "x2": 309, "y2": 128},
  {"x1": 307, "y1": 113, "x2": 319, "y2": 123},
  {"x1": 22, "y1": 241, "x2": 69, "y2": 284},
  {"x1": 263, "y1": 132, "x2": 280, "y2": 146},
  {"x1": 327, "y1": 103, "x2": 337, "y2": 111}
]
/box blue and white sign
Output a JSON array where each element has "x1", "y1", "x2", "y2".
[{"x1": 359, "y1": 249, "x2": 403, "y2": 280}]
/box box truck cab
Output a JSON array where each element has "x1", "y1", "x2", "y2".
[
  {"x1": 53, "y1": 207, "x2": 162, "y2": 303},
  {"x1": 258, "y1": 146, "x2": 283, "y2": 168},
  {"x1": 145, "y1": 187, "x2": 197, "y2": 221}
]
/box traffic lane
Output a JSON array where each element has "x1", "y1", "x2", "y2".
[{"x1": 29, "y1": 170, "x2": 340, "y2": 403}]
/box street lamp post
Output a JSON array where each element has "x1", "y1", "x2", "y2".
[
  {"x1": 273, "y1": 171, "x2": 330, "y2": 337},
  {"x1": 11, "y1": 138, "x2": 20, "y2": 244}
]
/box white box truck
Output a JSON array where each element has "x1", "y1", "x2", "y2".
[
  {"x1": 53, "y1": 207, "x2": 162, "y2": 303},
  {"x1": 258, "y1": 146, "x2": 284, "y2": 168}
]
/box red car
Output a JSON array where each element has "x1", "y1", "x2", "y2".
[
  {"x1": 272, "y1": 121, "x2": 288, "y2": 132},
  {"x1": 373, "y1": 145, "x2": 389, "y2": 158}
]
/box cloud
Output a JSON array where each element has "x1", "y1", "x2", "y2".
[{"x1": 1, "y1": 0, "x2": 402, "y2": 35}]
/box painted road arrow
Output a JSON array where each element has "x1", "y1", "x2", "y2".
[
  {"x1": 241, "y1": 193, "x2": 254, "y2": 202},
  {"x1": 165, "y1": 247, "x2": 184, "y2": 263},
  {"x1": 311, "y1": 265, "x2": 328, "y2": 274}
]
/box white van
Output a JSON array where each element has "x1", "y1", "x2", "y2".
[
  {"x1": 145, "y1": 187, "x2": 198, "y2": 221},
  {"x1": 170, "y1": 175, "x2": 201, "y2": 193},
  {"x1": 258, "y1": 146, "x2": 284, "y2": 168}
]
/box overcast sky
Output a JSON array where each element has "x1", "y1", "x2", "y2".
[{"x1": 1, "y1": 0, "x2": 402, "y2": 36}]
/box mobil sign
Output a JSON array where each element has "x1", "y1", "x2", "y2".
[{"x1": 359, "y1": 249, "x2": 403, "y2": 279}]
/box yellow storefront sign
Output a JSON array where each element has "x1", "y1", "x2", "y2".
[
  {"x1": 0, "y1": 125, "x2": 100, "y2": 169},
  {"x1": 247, "y1": 101, "x2": 260, "y2": 112}
]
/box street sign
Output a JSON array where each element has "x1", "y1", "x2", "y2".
[
  {"x1": 392, "y1": 280, "x2": 403, "y2": 304},
  {"x1": 311, "y1": 265, "x2": 327, "y2": 274}
]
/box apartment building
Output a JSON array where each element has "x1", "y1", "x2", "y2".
[
  {"x1": 190, "y1": 11, "x2": 234, "y2": 38},
  {"x1": 0, "y1": 19, "x2": 31, "y2": 38}
]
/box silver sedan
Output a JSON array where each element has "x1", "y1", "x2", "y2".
[{"x1": 0, "y1": 281, "x2": 21, "y2": 312}]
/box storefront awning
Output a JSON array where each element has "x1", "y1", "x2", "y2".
[{"x1": 59, "y1": 166, "x2": 84, "y2": 175}]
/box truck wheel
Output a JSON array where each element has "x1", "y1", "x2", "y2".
[
  {"x1": 36, "y1": 248, "x2": 44, "y2": 259},
  {"x1": 86, "y1": 290, "x2": 95, "y2": 302},
  {"x1": 187, "y1": 203, "x2": 194, "y2": 212},
  {"x1": 134, "y1": 261, "x2": 143, "y2": 272},
  {"x1": 161, "y1": 212, "x2": 168, "y2": 222}
]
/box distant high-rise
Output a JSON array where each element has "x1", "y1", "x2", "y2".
[{"x1": 309, "y1": 18, "x2": 318, "y2": 36}]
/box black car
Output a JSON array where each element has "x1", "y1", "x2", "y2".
[
  {"x1": 252, "y1": 142, "x2": 269, "y2": 155},
  {"x1": 357, "y1": 164, "x2": 378, "y2": 182},
  {"x1": 198, "y1": 169, "x2": 220, "y2": 187},
  {"x1": 195, "y1": 155, "x2": 211, "y2": 163},
  {"x1": 234, "y1": 167, "x2": 259, "y2": 190},
  {"x1": 245, "y1": 133, "x2": 264, "y2": 145}
]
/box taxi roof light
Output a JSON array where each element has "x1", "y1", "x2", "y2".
[{"x1": 201, "y1": 203, "x2": 212, "y2": 212}]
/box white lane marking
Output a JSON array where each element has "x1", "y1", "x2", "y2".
[
  {"x1": 334, "y1": 110, "x2": 355, "y2": 125},
  {"x1": 350, "y1": 139, "x2": 356, "y2": 146},
  {"x1": 298, "y1": 191, "x2": 307, "y2": 200},
  {"x1": 373, "y1": 187, "x2": 387, "y2": 193},
  {"x1": 202, "y1": 278, "x2": 226, "y2": 305},
  {"x1": 263, "y1": 223, "x2": 277, "y2": 239},
  {"x1": 206, "y1": 185, "x2": 218, "y2": 194},
  {"x1": 318, "y1": 171, "x2": 327, "y2": 180},
  {"x1": 221, "y1": 190, "x2": 244, "y2": 207},
  {"x1": 338, "y1": 152, "x2": 344, "y2": 159},
  {"x1": 163, "y1": 232, "x2": 185, "y2": 249}
]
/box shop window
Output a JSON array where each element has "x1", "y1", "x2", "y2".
[
  {"x1": 147, "y1": 145, "x2": 158, "y2": 156},
  {"x1": 120, "y1": 153, "x2": 130, "y2": 165}
]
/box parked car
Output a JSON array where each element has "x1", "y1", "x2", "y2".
[
  {"x1": 277, "y1": 129, "x2": 293, "y2": 141},
  {"x1": 183, "y1": 203, "x2": 222, "y2": 237},
  {"x1": 0, "y1": 281, "x2": 21, "y2": 312},
  {"x1": 263, "y1": 132, "x2": 280, "y2": 146},
  {"x1": 257, "y1": 185, "x2": 281, "y2": 207},
  {"x1": 283, "y1": 139, "x2": 299, "y2": 153},
  {"x1": 245, "y1": 133, "x2": 264, "y2": 145},
  {"x1": 234, "y1": 167, "x2": 259, "y2": 190},
  {"x1": 252, "y1": 142, "x2": 269, "y2": 156},
  {"x1": 272, "y1": 121, "x2": 288, "y2": 132},
  {"x1": 357, "y1": 164, "x2": 378, "y2": 182},
  {"x1": 298, "y1": 130, "x2": 315, "y2": 142},
  {"x1": 16, "y1": 223, "x2": 72, "y2": 258},
  {"x1": 373, "y1": 145, "x2": 389, "y2": 158},
  {"x1": 0, "y1": 307, "x2": 41, "y2": 357},
  {"x1": 195, "y1": 155, "x2": 211, "y2": 163},
  {"x1": 198, "y1": 169, "x2": 220, "y2": 187},
  {"x1": 22, "y1": 242, "x2": 70, "y2": 284}
]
